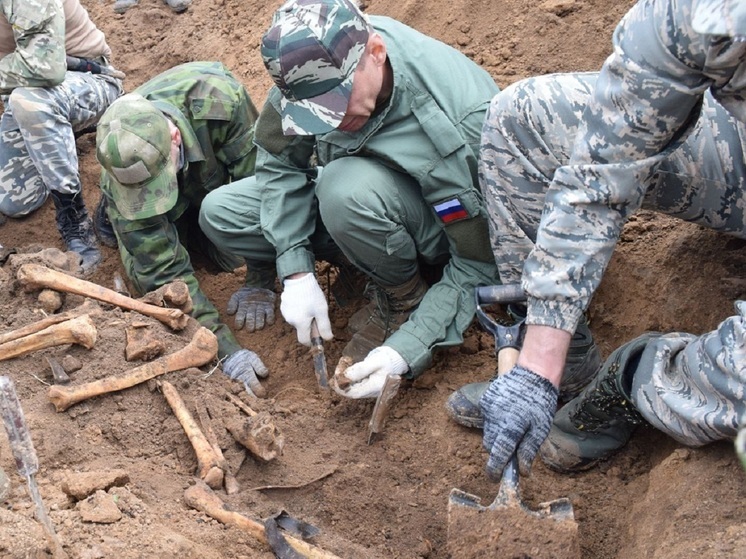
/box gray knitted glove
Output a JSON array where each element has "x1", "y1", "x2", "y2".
[
  {"x1": 223, "y1": 349, "x2": 269, "y2": 398},
  {"x1": 479, "y1": 365, "x2": 559, "y2": 479},
  {"x1": 227, "y1": 287, "x2": 276, "y2": 332}
]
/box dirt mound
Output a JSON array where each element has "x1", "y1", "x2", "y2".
[{"x1": 0, "y1": 1, "x2": 744, "y2": 558}]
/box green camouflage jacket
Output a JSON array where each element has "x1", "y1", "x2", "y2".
[{"x1": 100, "y1": 61, "x2": 259, "y2": 357}]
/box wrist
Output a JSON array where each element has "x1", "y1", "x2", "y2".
[{"x1": 516, "y1": 324, "x2": 571, "y2": 388}]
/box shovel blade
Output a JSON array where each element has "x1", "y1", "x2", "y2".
[{"x1": 447, "y1": 485, "x2": 580, "y2": 559}]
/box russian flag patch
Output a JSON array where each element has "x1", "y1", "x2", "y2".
[{"x1": 433, "y1": 197, "x2": 469, "y2": 224}]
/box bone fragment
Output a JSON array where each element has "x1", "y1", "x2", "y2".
[
  {"x1": 161, "y1": 381, "x2": 223, "y2": 489},
  {"x1": 17, "y1": 264, "x2": 188, "y2": 331},
  {"x1": 47, "y1": 327, "x2": 217, "y2": 412},
  {"x1": 139, "y1": 281, "x2": 193, "y2": 314},
  {"x1": 0, "y1": 315, "x2": 96, "y2": 362},
  {"x1": 195, "y1": 398, "x2": 238, "y2": 494},
  {"x1": 0, "y1": 301, "x2": 99, "y2": 346},
  {"x1": 184, "y1": 480, "x2": 343, "y2": 559}
]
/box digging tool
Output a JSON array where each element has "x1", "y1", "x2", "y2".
[
  {"x1": 184, "y1": 479, "x2": 343, "y2": 559},
  {"x1": 446, "y1": 284, "x2": 580, "y2": 559},
  {"x1": 332, "y1": 356, "x2": 403, "y2": 444},
  {"x1": 46, "y1": 357, "x2": 71, "y2": 385},
  {"x1": 310, "y1": 320, "x2": 329, "y2": 390},
  {"x1": 367, "y1": 373, "x2": 401, "y2": 444},
  {"x1": 47, "y1": 326, "x2": 218, "y2": 412},
  {"x1": 0, "y1": 376, "x2": 68, "y2": 558},
  {"x1": 0, "y1": 315, "x2": 97, "y2": 362},
  {"x1": 161, "y1": 381, "x2": 224, "y2": 490},
  {"x1": 17, "y1": 264, "x2": 189, "y2": 331}
]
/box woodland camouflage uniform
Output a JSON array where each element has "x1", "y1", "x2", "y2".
[
  {"x1": 97, "y1": 61, "x2": 258, "y2": 358},
  {"x1": 479, "y1": 0, "x2": 746, "y2": 456}
]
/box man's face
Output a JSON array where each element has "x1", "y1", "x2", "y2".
[{"x1": 337, "y1": 37, "x2": 386, "y2": 133}]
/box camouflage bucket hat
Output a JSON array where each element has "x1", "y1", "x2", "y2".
[
  {"x1": 261, "y1": 0, "x2": 372, "y2": 135},
  {"x1": 95, "y1": 93, "x2": 178, "y2": 221}
]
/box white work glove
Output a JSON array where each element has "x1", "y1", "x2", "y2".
[
  {"x1": 333, "y1": 346, "x2": 409, "y2": 399},
  {"x1": 280, "y1": 273, "x2": 333, "y2": 346}
]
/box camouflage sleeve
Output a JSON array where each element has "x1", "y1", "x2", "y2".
[
  {"x1": 523, "y1": 0, "x2": 732, "y2": 333},
  {"x1": 213, "y1": 85, "x2": 259, "y2": 182},
  {"x1": 0, "y1": 0, "x2": 66, "y2": 94},
  {"x1": 108, "y1": 197, "x2": 241, "y2": 358},
  {"x1": 255, "y1": 89, "x2": 319, "y2": 280}
]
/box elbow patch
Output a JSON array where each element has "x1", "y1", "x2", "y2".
[{"x1": 255, "y1": 101, "x2": 292, "y2": 155}]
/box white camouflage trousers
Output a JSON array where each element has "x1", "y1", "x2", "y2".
[
  {"x1": 0, "y1": 70, "x2": 122, "y2": 217},
  {"x1": 480, "y1": 72, "x2": 745, "y2": 445}
]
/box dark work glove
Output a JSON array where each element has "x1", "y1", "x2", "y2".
[
  {"x1": 227, "y1": 287, "x2": 276, "y2": 332},
  {"x1": 479, "y1": 365, "x2": 558, "y2": 479},
  {"x1": 222, "y1": 349, "x2": 269, "y2": 398}
]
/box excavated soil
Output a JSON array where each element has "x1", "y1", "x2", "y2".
[{"x1": 0, "y1": 0, "x2": 745, "y2": 558}]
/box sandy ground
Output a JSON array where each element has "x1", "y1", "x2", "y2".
[{"x1": 0, "y1": 0, "x2": 745, "y2": 558}]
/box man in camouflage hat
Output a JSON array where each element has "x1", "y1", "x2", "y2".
[
  {"x1": 0, "y1": 0, "x2": 123, "y2": 274},
  {"x1": 448, "y1": 0, "x2": 746, "y2": 480},
  {"x1": 95, "y1": 61, "x2": 270, "y2": 398},
  {"x1": 201, "y1": 0, "x2": 561, "y2": 401}
]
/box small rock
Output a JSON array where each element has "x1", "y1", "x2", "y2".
[
  {"x1": 61, "y1": 469, "x2": 130, "y2": 500},
  {"x1": 125, "y1": 324, "x2": 166, "y2": 361},
  {"x1": 61, "y1": 355, "x2": 82, "y2": 373},
  {"x1": 38, "y1": 289, "x2": 63, "y2": 313},
  {"x1": 79, "y1": 490, "x2": 122, "y2": 523}
]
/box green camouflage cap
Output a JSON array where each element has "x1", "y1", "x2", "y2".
[
  {"x1": 96, "y1": 93, "x2": 178, "y2": 220},
  {"x1": 261, "y1": 0, "x2": 372, "y2": 135},
  {"x1": 692, "y1": 0, "x2": 746, "y2": 36}
]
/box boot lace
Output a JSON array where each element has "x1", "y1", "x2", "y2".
[{"x1": 570, "y1": 361, "x2": 644, "y2": 433}]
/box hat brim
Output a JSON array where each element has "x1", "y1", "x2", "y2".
[
  {"x1": 280, "y1": 72, "x2": 355, "y2": 136},
  {"x1": 109, "y1": 156, "x2": 179, "y2": 221}
]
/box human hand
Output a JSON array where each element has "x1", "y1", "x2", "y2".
[
  {"x1": 333, "y1": 346, "x2": 408, "y2": 399},
  {"x1": 227, "y1": 287, "x2": 276, "y2": 332},
  {"x1": 222, "y1": 349, "x2": 269, "y2": 398},
  {"x1": 479, "y1": 365, "x2": 558, "y2": 478},
  {"x1": 280, "y1": 273, "x2": 332, "y2": 346}
]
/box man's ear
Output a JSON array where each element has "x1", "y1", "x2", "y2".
[
  {"x1": 170, "y1": 123, "x2": 182, "y2": 146},
  {"x1": 368, "y1": 33, "x2": 387, "y2": 66}
]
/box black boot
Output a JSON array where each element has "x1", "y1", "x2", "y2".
[
  {"x1": 93, "y1": 196, "x2": 118, "y2": 248},
  {"x1": 50, "y1": 191, "x2": 101, "y2": 275},
  {"x1": 538, "y1": 334, "x2": 661, "y2": 472},
  {"x1": 445, "y1": 312, "x2": 602, "y2": 429}
]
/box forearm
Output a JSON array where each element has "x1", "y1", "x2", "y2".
[{"x1": 386, "y1": 256, "x2": 497, "y2": 375}]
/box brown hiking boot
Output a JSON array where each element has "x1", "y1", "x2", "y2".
[{"x1": 342, "y1": 274, "x2": 427, "y2": 362}]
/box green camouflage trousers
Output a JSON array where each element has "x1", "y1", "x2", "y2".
[
  {"x1": 480, "y1": 72, "x2": 745, "y2": 446},
  {"x1": 0, "y1": 70, "x2": 122, "y2": 217}
]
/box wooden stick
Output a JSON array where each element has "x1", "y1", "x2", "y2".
[
  {"x1": 0, "y1": 315, "x2": 96, "y2": 362},
  {"x1": 184, "y1": 480, "x2": 343, "y2": 559},
  {"x1": 162, "y1": 381, "x2": 224, "y2": 490},
  {"x1": 17, "y1": 264, "x2": 189, "y2": 331},
  {"x1": 47, "y1": 327, "x2": 217, "y2": 412}
]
